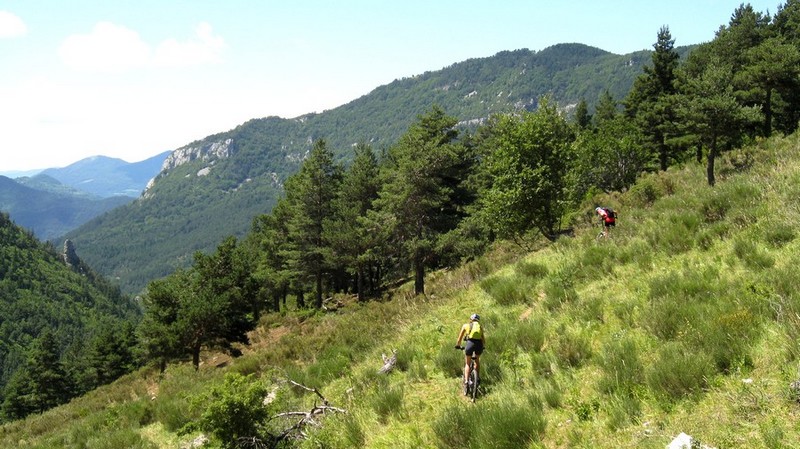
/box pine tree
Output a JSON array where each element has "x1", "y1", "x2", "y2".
[
  {"x1": 284, "y1": 139, "x2": 342, "y2": 308},
  {"x1": 374, "y1": 106, "x2": 467, "y2": 295}
]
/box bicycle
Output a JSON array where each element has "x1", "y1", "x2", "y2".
[{"x1": 455, "y1": 346, "x2": 479, "y2": 402}]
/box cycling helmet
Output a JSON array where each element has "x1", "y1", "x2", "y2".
[{"x1": 470, "y1": 313, "x2": 480, "y2": 321}]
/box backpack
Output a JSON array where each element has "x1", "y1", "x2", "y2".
[
  {"x1": 604, "y1": 208, "x2": 617, "y2": 220},
  {"x1": 468, "y1": 321, "x2": 483, "y2": 340}
]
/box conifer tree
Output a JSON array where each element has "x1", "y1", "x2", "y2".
[
  {"x1": 374, "y1": 106, "x2": 467, "y2": 295},
  {"x1": 284, "y1": 139, "x2": 342, "y2": 308}
]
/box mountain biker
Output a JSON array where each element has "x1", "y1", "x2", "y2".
[
  {"x1": 455, "y1": 313, "x2": 485, "y2": 391},
  {"x1": 595, "y1": 206, "x2": 616, "y2": 238}
]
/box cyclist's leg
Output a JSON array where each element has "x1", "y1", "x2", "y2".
[{"x1": 463, "y1": 341, "x2": 476, "y2": 384}]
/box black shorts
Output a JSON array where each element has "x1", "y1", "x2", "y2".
[
  {"x1": 464, "y1": 339, "x2": 483, "y2": 357},
  {"x1": 604, "y1": 220, "x2": 615, "y2": 227}
]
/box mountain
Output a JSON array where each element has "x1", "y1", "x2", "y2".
[
  {"x1": 42, "y1": 151, "x2": 172, "y2": 198},
  {"x1": 0, "y1": 212, "x2": 141, "y2": 408},
  {"x1": 2, "y1": 133, "x2": 798, "y2": 447},
  {"x1": 0, "y1": 175, "x2": 133, "y2": 241},
  {"x1": 64, "y1": 43, "x2": 689, "y2": 294}
]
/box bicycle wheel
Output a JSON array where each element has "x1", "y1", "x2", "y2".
[{"x1": 470, "y1": 363, "x2": 478, "y2": 402}]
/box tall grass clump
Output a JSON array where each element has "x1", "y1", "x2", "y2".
[
  {"x1": 647, "y1": 210, "x2": 701, "y2": 254},
  {"x1": 596, "y1": 333, "x2": 644, "y2": 396},
  {"x1": 479, "y1": 275, "x2": 528, "y2": 306},
  {"x1": 542, "y1": 264, "x2": 579, "y2": 310},
  {"x1": 762, "y1": 220, "x2": 795, "y2": 248},
  {"x1": 732, "y1": 236, "x2": 775, "y2": 270},
  {"x1": 433, "y1": 392, "x2": 546, "y2": 449},
  {"x1": 553, "y1": 324, "x2": 592, "y2": 368},
  {"x1": 369, "y1": 383, "x2": 405, "y2": 423},
  {"x1": 432, "y1": 402, "x2": 476, "y2": 449},
  {"x1": 646, "y1": 342, "x2": 715, "y2": 402}
]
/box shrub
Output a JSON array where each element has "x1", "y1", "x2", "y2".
[
  {"x1": 514, "y1": 316, "x2": 547, "y2": 352},
  {"x1": 604, "y1": 393, "x2": 642, "y2": 431},
  {"x1": 540, "y1": 378, "x2": 562, "y2": 409},
  {"x1": 435, "y1": 343, "x2": 464, "y2": 378},
  {"x1": 649, "y1": 212, "x2": 700, "y2": 254},
  {"x1": 542, "y1": 265, "x2": 579, "y2": 310},
  {"x1": 197, "y1": 373, "x2": 270, "y2": 449}
]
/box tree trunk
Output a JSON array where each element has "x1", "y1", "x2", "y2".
[
  {"x1": 706, "y1": 138, "x2": 718, "y2": 187},
  {"x1": 357, "y1": 267, "x2": 365, "y2": 302},
  {"x1": 192, "y1": 344, "x2": 201, "y2": 370},
  {"x1": 315, "y1": 270, "x2": 323, "y2": 309},
  {"x1": 764, "y1": 88, "x2": 773, "y2": 137},
  {"x1": 414, "y1": 256, "x2": 425, "y2": 296}
]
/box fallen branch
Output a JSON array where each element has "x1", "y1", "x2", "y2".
[
  {"x1": 274, "y1": 380, "x2": 346, "y2": 443},
  {"x1": 378, "y1": 349, "x2": 398, "y2": 374}
]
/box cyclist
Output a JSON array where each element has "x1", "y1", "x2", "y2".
[
  {"x1": 595, "y1": 206, "x2": 616, "y2": 238},
  {"x1": 455, "y1": 313, "x2": 485, "y2": 391}
]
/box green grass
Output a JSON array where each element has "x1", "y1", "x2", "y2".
[{"x1": 6, "y1": 134, "x2": 800, "y2": 448}]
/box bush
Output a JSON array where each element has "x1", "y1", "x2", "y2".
[
  {"x1": 435, "y1": 343, "x2": 465, "y2": 378},
  {"x1": 516, "y1": 260, "x2": 549, "y2": 280},
  {"x1": 197, "y1": 373, "x2": 270, "y2": 449},
  {"x1": 514, "y1": 316, "x2": 547, "y2": 353},
  {"x1": 604, "y1": 393, "x2": 642, "y2": 431}
]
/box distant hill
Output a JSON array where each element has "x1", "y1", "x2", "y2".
[
  {"x1": 65, "y1": 43, "x2": 692, "y2": 294},
  {"x1": 0, "y1": 211, "x2": 140, "y2": 402},
  {"x1": 42, "y1": 151, "x2": 172, "y2": 198},
  {"x1": 0, "y1": 175, "x2": 133, "y2": 241}
]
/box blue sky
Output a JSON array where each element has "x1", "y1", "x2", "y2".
[{"x1": 0, "y1": 0, "x2": 782, "y2": 172}]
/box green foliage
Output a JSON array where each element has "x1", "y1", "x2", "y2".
[
  {"x1": 197, "y1": 373, "x2": 270, "y2": 449},
  {"x1": 476, "y1": 98, "x2": 574, "y2": 241}
]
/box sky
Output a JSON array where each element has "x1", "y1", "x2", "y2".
[{"x1": 0, "y1": 0, "x2": 783, "y2": 173}]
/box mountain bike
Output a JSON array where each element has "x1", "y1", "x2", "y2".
[{"x1": 455, "y1": 346, "x2": 479, "y2": 402}]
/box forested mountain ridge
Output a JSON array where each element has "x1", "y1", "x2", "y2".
[
  {"x1": 65, "y1": 43, "x2": 679, "y2": 294},
  {"x1": 0, "y1": 175, "x2": 133, "y2": 241},
  {"x1": 0, "y1": 213, "x2": 141, "y2": 418}
]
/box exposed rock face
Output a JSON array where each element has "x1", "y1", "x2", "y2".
[
  {"x1": 62, "y1": 239, "x2": 80, "y2": 268},
  {"x1": 160, "y1": 138, "x2": 233, "y2": 172},
  {"x1": 143, "y1": 138, "x2": 234, "y2": 197}
]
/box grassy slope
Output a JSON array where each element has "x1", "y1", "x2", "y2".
[{"x1": 3, "y1": 133, "x2": 800, "y2": 448}]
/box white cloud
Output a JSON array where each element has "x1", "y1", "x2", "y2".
[
  {"x1": 153, "y1": 22, "x2": 225, "y2": 67},
  {"x1": 0, "y1": 11, "x2": 27, "y2": 38},
  {"x1": 59, "y1": 22, "x2": 151, "y2": 72},
  {"x1": 59, "y1": 21, "x2": 225, "y2": 73}
]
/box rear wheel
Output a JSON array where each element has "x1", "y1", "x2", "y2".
[{"x1": 470, "y1": 364, "x2": 478, "y2": 402}]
